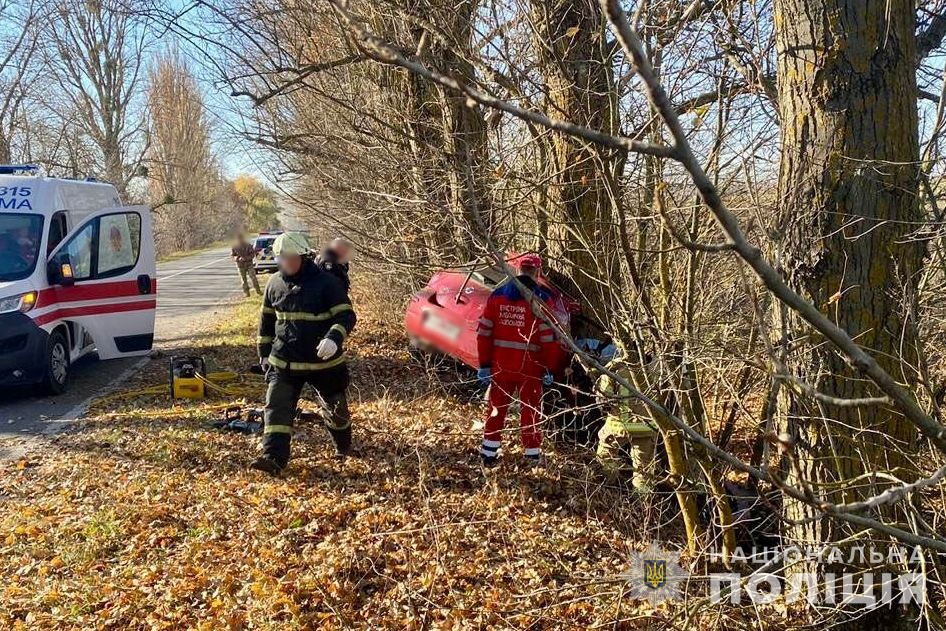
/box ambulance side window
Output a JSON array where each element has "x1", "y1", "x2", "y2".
[
  {"x1": 47, "y1": 212, "x2": 68, "y2": 255},
  {"x1": 97, "y1": 212, "x2": 140, "y2": 278},
  {"x1": 55, "y1": 211, "x2": 142, "y2": 282},
  {"x1": 62, "y1": 222, "x2": 94, "y2": 281}
]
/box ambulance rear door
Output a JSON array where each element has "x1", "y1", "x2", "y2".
[{"x1": 40, "y1": 206, "x2": 157, "y2": 359}]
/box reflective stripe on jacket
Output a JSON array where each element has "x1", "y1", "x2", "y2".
[
  {"x1": 257, "y1": 259, "x2": 357, "y2": 372},
  {"x1": 476, "y1": 275, "x2": 559, "y2": 379}
]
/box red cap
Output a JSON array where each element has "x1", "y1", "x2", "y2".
[{"x1": 517, "y1": 253, "x2": 542, "y2": 270}]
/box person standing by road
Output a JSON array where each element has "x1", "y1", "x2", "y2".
[
  {"x1": 476, "y1": 254, "x2": 560, "y2": 466},
  {"x1": 252, "y1": 232, "x2": 358, "y2": 475},
  {"x1": 231, "y1": 233, "x2": 262, "y2": 297}
]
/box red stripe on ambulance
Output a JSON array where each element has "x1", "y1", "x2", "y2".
[
  {"x1": 33, "y1": 300, "x2": 157, "y2": 327},
  {"x1": 34, "y1": 279, "x2": 157, "y2": 309}
]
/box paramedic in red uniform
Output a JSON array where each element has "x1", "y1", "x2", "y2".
[{"x1": 476, "y1": 254, "x2": 559, "y2": 466}]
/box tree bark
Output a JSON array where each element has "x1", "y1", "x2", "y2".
[
  {"x1": 400, "y1": 0, "x2": 490, "y2": 264},
  {"x1": 529, "y1": 0, "x2": 624, "y2": 328},
  {"x1": 773, "y1": 1, "x2": 924, "y2": 622}
]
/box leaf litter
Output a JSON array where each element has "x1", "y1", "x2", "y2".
[{"x1": 0, "y1": 294, "x2": 701, "y2": 629}]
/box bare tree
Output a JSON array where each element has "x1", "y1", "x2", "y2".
[
  {"x1": 147, "y1": 49, "x2": 233, "y2": 253},
  {"x1": 0, "y1": 0, "x2": 42, "y2": 163},
  {"x1": 42, "y1": 0, "x2": 148, "y2": 195}
]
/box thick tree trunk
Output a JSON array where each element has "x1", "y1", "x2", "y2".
[
  {"x1": 0, "y1": 133, "x2": 10, "y2": 165},
  {"x1": 102, "y1": 136, "x2": 127, "y2": 199},
  {"x1": 438, "y1": 0, "x2": 491, "y2": 255},
  {"x1": 773, "y1": 1, "x2": 923, "y2": 623},
  {"x1": 530, "y1": 0, "x2": 623, "y2": 328},
  {"x1": 400, "y1": 0, "x2": 489, "y2": 264}
]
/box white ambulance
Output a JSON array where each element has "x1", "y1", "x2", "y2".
[{"x1": 0, "y1": 166, "x2": 157, "y2": 394}]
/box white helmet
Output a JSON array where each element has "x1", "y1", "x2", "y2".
[{"x1": 272, "y1": 232, "x2": 310, "y2": 256}]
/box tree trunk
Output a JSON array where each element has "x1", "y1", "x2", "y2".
[
  {"x1": 0, "y1": 131, "x2": 10, "y2": 164},
  {"x1": 530, "y1": 0, "x2": 623, "y2": 329},
  {"x1": 103, "y1": 136, "x2": 126, "y2": 198},
  {"x1": 437, "y1": 0, "x2": 491, "y2": 256},
  {"x1": 399, "y1": 0, "x2": 489, "y2": 265},
  {"x1": 773, "y1": 1, "x2": 923, "y2": 624}
]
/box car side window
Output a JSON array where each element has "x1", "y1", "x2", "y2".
[
  {"x1": 62, "y1": 222, "x2": 94, "y2": 281},
  {"x1": 97, "y1": 213, "x2": 140, "y2": 277},
  {"x1": 55, "y1": 212, "x2": 142, "y2": 281},
  {"x1": 47, "y1": 212, "x2": 68, "y2": 255}
]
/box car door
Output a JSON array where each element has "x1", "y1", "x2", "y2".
[{"x1": 41, "y1": 206, "x2": 156, "y2": 359}]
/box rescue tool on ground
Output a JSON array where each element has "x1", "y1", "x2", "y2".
[
  {"x1": 170, "y1": 356, "x2": 207, "y2": 399},
  {"x1": 0, "y1": 165, "x2": 157, "y2": 394}
]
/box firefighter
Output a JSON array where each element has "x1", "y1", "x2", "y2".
[
  {"x1": 316, "y1": 237, "x2": 352, "y2": 292},
  {"x1": 231, "y1": 233, "x2": 262, "y2": 297},
  {"x1": 252, "y1": 232, "x2": 357, "y2": 475},
  {"x1": 476, "y1": 254, "x2": 560, "y2": 466},
  {"x1": 595, "y1": 349, "x2": 660, "y2": 491}
]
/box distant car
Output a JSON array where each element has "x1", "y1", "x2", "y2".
[
  {"x1": 252, "y1": 232, "x2": 283, "y2": 274},
  {"x1": 403, "y1": 257, "x2": 580, "y2": 374}
]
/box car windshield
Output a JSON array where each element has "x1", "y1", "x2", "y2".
[
  {"x1": 255, "y1": 237, "x2": 275, "y2": 250},
  {"x1": 475, "y1": 266, "x2": 508, "y2": 287},
  {"x1": 0, "y1": 213, "x2": 43, "y2": 282}
]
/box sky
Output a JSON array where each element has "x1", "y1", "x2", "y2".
[{"x1": 4, "y1": 0, "x2": 945, "y2": 195}]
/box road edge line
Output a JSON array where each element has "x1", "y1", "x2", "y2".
[
  {"x1": 39, "y1": 356, "x2": 152, "y2": 436},
  {"x1": 158, "y1": 254, "x2": 231, "y2": 281}
]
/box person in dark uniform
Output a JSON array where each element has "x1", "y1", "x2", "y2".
[
  {"x1": 252, "y1": 232, "x2": 357, "y2": 475},
  {"x1": 316, "y1": 237, "x2": 352, "y2": 292}
]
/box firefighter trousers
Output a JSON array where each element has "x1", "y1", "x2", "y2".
[
  {"x1": 262, "y1": 366, "x2": 351, "y2": 467},
  {"x1": 481, "y1": 376, "x2": 543, "y2": 458}
]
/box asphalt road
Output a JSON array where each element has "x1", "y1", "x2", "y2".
[{"x1": 0, "y1": 247, "x2": 245, "y2": 454}]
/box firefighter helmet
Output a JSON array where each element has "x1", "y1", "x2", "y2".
[{"x1": 272, "y1": 232, "x2": 310, "y2": 257}]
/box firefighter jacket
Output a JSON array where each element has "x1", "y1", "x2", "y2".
[
  {"x1": 596, "y1": 356, "x2": 660, "y2": 436},
  {"x1": 316, "y1": 249, "x2": 351, "y2": 292},
  {"x1": 257, "y1": 259, "x2": 357, "y2": 373},
  {"x1": 476, "y1": 275, "x2": 559, "y2": 379}
]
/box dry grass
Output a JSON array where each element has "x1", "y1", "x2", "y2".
[{"x1": 0, "y1": 290, "x2": 728, "y2": 630}]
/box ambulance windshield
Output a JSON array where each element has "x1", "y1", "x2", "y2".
[{"x1": 0, "y1": 213, "x2": 43, "y2": 281}]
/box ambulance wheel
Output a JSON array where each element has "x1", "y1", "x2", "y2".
[{"x1": 42, "y1": 330, "x2": 70, "y2": 395}]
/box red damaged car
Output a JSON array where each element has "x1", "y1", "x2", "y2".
[{"x1": 404, "y1": 258, "x2": 580, "y2": 374}]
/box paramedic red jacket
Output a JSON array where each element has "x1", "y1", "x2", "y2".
[{"x1": 476, "y1": 275, "x2": 559, "y2": 379}]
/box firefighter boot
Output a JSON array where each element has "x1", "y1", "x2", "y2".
[
  {"x1": 322, "y1": 389, "x2": 352, "y2": 459},
  {"x1": 250, "y1": 455, "x2": 283, "y2": 476},
  {"x1": 329, "y1": 427, "x2": 352, "y2": 460}
]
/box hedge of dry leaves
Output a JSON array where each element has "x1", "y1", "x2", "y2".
[{"x1": 0, "y1": 296, "x2": 727, "y2": 630}]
